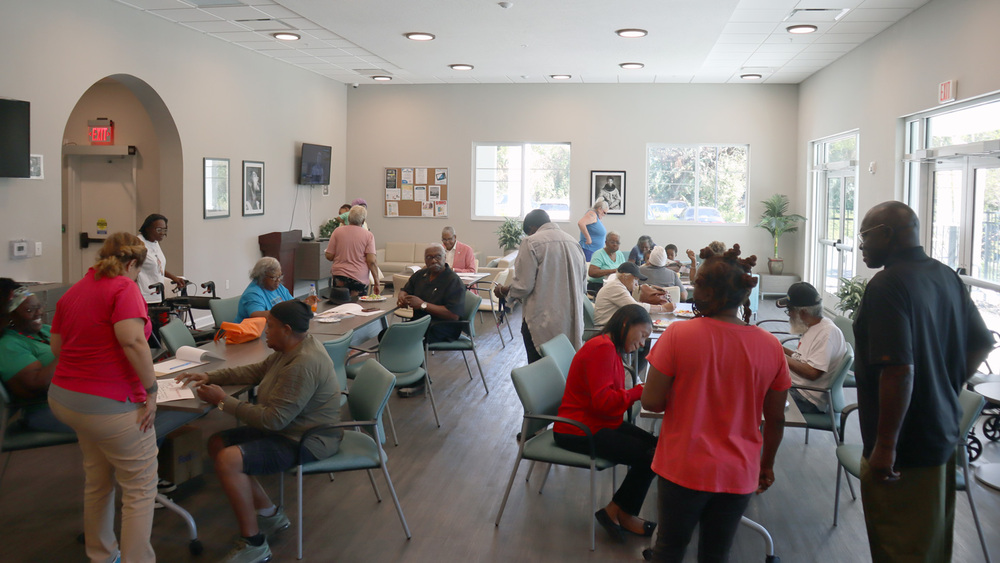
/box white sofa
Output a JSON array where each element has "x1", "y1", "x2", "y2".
[{"x1": 376, "y1": 242, "x2": 436, "y2": 280}]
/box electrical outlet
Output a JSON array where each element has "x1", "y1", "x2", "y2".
[{"x1": 35, "y1": 241, "x2": 42, "y2": 256}]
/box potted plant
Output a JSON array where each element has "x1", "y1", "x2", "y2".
[
  {"x1": 319, "y1": 217, "x2": 340, "y2": 239},
  {"x1": 755, "y1": 194, "x2": 806, "y2": 275},
  {"x1": 496, "y1": 217, "x2": 524, "y2": 253},
  {"x1": 834, "y1": 276, "x2": 868, "y2": 321}
]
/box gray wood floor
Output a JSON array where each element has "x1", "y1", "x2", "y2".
[{"x1": 2, "y1": 297, "x2": 998, "y2": 562}]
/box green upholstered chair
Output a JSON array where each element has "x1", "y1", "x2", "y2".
[
  {"x1": 832, "y1": 315, "x2": 856, "y2": 387},
  {"x1": 159, "y1": 317, "x2": 196, "y2": 356},
  {"x1": 494, "y1": 356, "x2": 617, "y2": 551},
  {"x1": 346, "y1": 315, "x2": 433, "y2": 444},
  {"x1": 793, "y1": 343, "x2": 854, "y2": 444},
  {"x1": 208, "y1": 296, "x2": 240, "y2": 330},
  {"x1": 833, "y1": 389, "x2": 991, "y2": 562},
  {"x1": 322, "y1": 329, "x2": 355, "y2": 408},
  {"x1": 288, "y1": 360, "x2": 411, "y2": 559},
  {"x1": 539, "y1": 333, "x2": 575, "y2": 378},
  {"x1": 425, "y1": 291, "x2": 489, "y2": 394},
  {"x1": 474, "y1": 269, "x2": 514, "y2": 346},
  {"x1": 0, "y1": 382, "x2": 77, "y2": 489},
  {"x1": 582, "y1": 297, "x2": 600, "y2": 341}
]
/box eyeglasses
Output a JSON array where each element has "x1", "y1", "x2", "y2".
[
  {"x1": 154, "y1": 227, "x2": 168, "y2": 235},
  {"x1": 267, "y1": 274, "x2": 284, "y2": 281},
  {"x1": 441, "y1": 236, "x2": 455, "y2": 243},
  {"x1": 858, "y1": 223, "x2": 889, "y2": 242}
]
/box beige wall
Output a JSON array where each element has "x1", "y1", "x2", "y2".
[{"x1": 346, "y1": 83, "x2": 802, "y2": 273}]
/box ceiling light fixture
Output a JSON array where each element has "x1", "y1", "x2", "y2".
[
  {"x1": 372, "y1": 75, "x2": 393, "y2": 81},
  {"x1": 404, "y1": 32, "x2": 435, "y2": 41},
  {"x1": 271, "y1": 32, "x2": 300, "y2": 41},
  {"x1": 786, "y1": 24, "x2": 818, "y2": 34},
  {"x1": 449, "y1": 64, "x2": 474, "y2": 71},
  {"x1": 619, "y1": 62, "x2": 644, "y2": 70},
  {"x1": 616, "y1": 28, "x2": 647, "y2": 38},
  {"x1": 740, "y1": 73, "x2": 763, "y2": 80},
  {"x1": 549, "y1": 74, "x2": 572, "y2": 80}
]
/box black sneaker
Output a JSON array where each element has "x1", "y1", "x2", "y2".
[{"x1": 397, "y1": 384, "x2": 426, "y2": 398}]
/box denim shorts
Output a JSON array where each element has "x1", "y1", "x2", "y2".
[{"x1": 215, "y1": 427, "x2": 317, "y2": 475}]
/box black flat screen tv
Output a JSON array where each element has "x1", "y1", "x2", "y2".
[
  {"x1": 0, "y1": 99, "x2": 30, "y2": 178},
  {"x1": 299, "y1": 142, "x2": 331, "y2": 185}
]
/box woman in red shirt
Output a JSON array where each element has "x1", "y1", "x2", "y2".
[
  {"x1": 48, "y1": 233, "x2": 160, "y2": 563},
  {"x1": 554, "y1": 304, "x2": 657, "y2": 543},
  {"x1": 642, "y1": 245, "x2": 789, "y2": 562}
]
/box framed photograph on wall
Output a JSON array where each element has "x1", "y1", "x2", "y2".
[
  {"x1": 591, "y1": 170, "x2": 625, "y2": 215},
  {"x1": 242, "y1": 160, "x2": 264, "y2": 216},
  {"x1": 204, "y1": 157, "x2": 230, "y2": 219}
]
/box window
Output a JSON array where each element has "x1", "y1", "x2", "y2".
[
  {"x1": 645, "y1": 144, "x2": 748, "y2": 224},
  {"x1": 473, "y1": 142, "x2": 570, "y2": 220}
]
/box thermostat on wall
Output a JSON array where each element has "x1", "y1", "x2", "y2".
[{"x1": 10, "y1": 240, "x2": 29, "y2": 259}]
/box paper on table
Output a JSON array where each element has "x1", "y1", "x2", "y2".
[
  {"x1": 154, "y1": 345, "x2": 222, "y2": 376},
  {"x1": 155, "y1": 378, "x2": 196, "y2": 403},
  {"x1": 317, "y1": 302, "x2": 383, "y2": 317}
]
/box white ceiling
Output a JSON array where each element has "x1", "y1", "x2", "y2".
[{"x1": 115, "y1": 0, "x2": 929, "y2": 85}]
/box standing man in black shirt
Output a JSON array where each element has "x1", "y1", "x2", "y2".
[{"x1": 854, "y1": 201, "x2": 992, "y2": 562}]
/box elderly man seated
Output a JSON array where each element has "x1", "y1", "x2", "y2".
[
  {"x1": 594, "y1": 262, "x2": 674, "y2": 326},
  {"x1": 395, "y1": 243, "x2": 467, "y2": 397},
  {"x1": 177, "y1": 300, "x2": 342, "y2": 563},
  {"x1": 588, "y1": 231, "x2": 627, "y2": 294},
  {"x1": 639, "y1": 246, "x2": 687, "y2": 301},
  {"x1": 441, "y1": 226, "x2": 477, "y2": 273},
  {"x1": 778, "y1": 282, "x2": 848, "y2": 414}
]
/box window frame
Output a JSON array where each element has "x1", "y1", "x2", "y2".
[{"x1": 471, "y1": 141, "x2": 571, "y2": 221}]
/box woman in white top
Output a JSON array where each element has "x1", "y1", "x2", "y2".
[{"x1": 136, "y1": 214, "x2": 183, "y2": 303}]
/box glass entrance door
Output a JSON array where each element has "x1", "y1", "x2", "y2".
[{"x1": 817, "y1": 171, "x2": 856, "y2": 304}]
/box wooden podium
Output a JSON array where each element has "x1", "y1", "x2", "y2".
[{"x1": 258, "y1": 230, "x2": 302, "y2": 292}]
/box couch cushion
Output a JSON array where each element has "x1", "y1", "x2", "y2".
[{"x1": 385, "y1": 242, "x2": 416, "y2": 263}]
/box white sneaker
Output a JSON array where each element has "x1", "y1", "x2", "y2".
[{"x1": 221, "y1": 537, "x2": 271, "y2": 563}]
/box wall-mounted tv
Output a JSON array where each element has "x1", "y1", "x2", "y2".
[
  {"x1": 299, "y1": 142, "x2": 331, "y2": 185},
  {"x1": 0, "y1": 99, "x2": 30, "y2": 178}
]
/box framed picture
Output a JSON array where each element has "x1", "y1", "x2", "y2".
[
  {"x1": 242, "y1": 160, "x2": 264, "y2": 216},
  {"x1": 591, "y1": 170, "x2": 625, "y2": 214},
  {"x1": 29, "y1": 154, "x2": 43, "y2": 179},
  {"x1": 204, "y1": 157, "x2": 230, "y2": 219}
]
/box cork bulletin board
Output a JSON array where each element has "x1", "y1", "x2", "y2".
[{"x1": 383, "y1": 167, "x2": 448, "y2": 218}]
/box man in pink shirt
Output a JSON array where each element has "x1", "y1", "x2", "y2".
[{"x1": 441, "y1": 226, "x2": 477, "y2": 273}]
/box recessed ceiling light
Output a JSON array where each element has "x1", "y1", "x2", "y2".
[
  {"x1": 271, "y1": 32, "x2": 300, "y2": 41},
  {"x1": 404, "y1": 32, "x2": 435, "y2": 41},
  {"x1": 449, "y1": 64, "x2": 474, "y2": 71},
  {"x1": 740, "y1": 73, "x2": 763, "y2": 80},
  {"x1": 616, "y1": 28, "x2": 647, "y2": 38},
  {"x1": 549, "y1": 74, "x2": 572, "y2": 80},
  {"x1": 619, "y1": 62, "x2": 644, "y2": 70},
  {"x1": 372, "y1": 75, "x2": 393, "y2": 81},
  {"x1": 786, "y1": 24, "x2": 818, "y2": 34}
]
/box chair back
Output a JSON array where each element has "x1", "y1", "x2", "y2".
[
  {"x1": 828, "y1": 343, "x2": 855, "y2": 414},
  {"x1": 494, "y1": 269, "x2": 510, "y2": 287},
  {"x1": 957, "y1": 388, "x2": 987, "y2": 465},
  {"x1": 209, "y1": 296, "x2": 240, "y2": 330},
  {"x1": 322, "y1": 329, "x2": 355, "y2": 395},
  {"x1": 833, "y1": 315, "x2": 855, "y2": 349},
  {"x1": 510, "y1": 356, "x2": 567, "y2": 438},
  {"x1": 582, "y1": 298, "x2": 596, "y2": 329},
  {"x1": 663, "y1": 286, "x2": 680, "y2": 305},
  {"x1": 159, "y1": 318, "x2": 196, "y2": 355},
  {"x1": 347, "y1": 360, "x2": 396, "y2": 440},
  {"x1": 461, "y1": 291, "x2": 482, "y2": 337},
  {"x1": 748, "y1": 273, "x2": 760, "y2": 316},
  {"x1": 539, "y1": 334, "x2": 575, "y2": 378},
  {"x1": 378, "y1": 315, "x2": 430, "y2": 373}
]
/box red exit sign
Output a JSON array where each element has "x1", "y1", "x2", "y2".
[{"x1": 87, "y1": 118, "x2": 114, "y2": 145}]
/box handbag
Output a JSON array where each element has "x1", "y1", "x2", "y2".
[{"x1": 214, "y1": 317, "x2": 266, "y2": 345}]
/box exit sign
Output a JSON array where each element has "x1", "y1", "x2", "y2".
[
  {"x1": 938, "y1": 80, "x2": 956, "y2": 104},
  {"x1": 87, "y1": 118, "x2": 114, "y2": 145}
]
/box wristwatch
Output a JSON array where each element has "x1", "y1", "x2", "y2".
[{"x1": 420, "y1": 302, "x2": 428, "y2": 310}]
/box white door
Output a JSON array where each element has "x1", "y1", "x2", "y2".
[
  {"x1": 66, "y1": 154, "x2": 138, "y2": 281},
  {"x1": 816, "y1": 170, "x2": 857, "y2": 305}
]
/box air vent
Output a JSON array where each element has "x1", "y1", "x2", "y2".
[{"x1": 784, "y1": 8, "x2": 850, "y2": 23}]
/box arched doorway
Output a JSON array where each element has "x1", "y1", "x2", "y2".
[{"x1": 61, "y1": 74, "x2": 183, "y2": 283}]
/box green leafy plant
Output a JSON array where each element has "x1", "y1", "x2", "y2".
[
  {"x1": 319, "y1": 218, "x2": 339, "y2": 238},
  {"x1": 496, "y1": 217, "x2": 524, "y2": 252},
  {"x1": 834, "y1": 276, "x2": 868, "y2": 321},
  {"x1": 755, "y1": 194, "x2": 806, "y2": 258}
]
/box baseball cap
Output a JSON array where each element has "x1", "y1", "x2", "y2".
[
  {"x1": 776, "y1": 282, "x2": 822, "y2": 308},
  {"x1": 617, "y1": 262, "x2": 647, "y2": 281}
]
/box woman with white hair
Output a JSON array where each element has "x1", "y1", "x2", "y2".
[
  {"x1": 235, "y1": 257, "x2": 294, "y2": 323},
  {"x1": 324, "y1": 205, "x2": 380, "y2": 297},
  {"x1": 578, "y1": 198, "x2": 609, "y2": 261}
]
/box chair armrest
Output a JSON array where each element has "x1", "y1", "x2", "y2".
[
  {"x1": 780, "y1": 336, "x2": 800, "y2": 346},
  {"x1": 349, "y1": 345, "x2": 378, "y2": 354},
  {"x1": 523, "y1": 413, "x2": 601, "y2": 459},
  {"x1": 839, "y1": 403, "x2": 859, "y2": 442},
  {"x1": 790, "y1": 382, "x2": 829, "y2": 393}
]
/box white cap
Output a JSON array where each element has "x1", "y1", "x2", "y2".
[{"x1": 648, "y1": 246, "x2": 667, "y2": 267}]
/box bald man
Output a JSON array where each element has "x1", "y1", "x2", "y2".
[{"x1": 853, "y1": 201, "x2": 992, "y2": 562}]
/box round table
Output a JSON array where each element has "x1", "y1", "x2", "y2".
[{"x1": 973, "y1": 382, "x2": 1000, "y2": 491}]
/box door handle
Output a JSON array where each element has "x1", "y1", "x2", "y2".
[{"x1": 79, "y1": 232, "x2": 106, "y2": 249}]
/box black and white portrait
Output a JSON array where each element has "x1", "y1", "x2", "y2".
[
  {"x1": 242, "y1": 161, "x2": 264, "y2": 216},
  {"x1": 591, "y1": 170, "x2": 626, "y2": 214}
]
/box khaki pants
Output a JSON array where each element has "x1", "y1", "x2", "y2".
[
  {"x1": 860, "y1": 456, "x2": 955, "y2": 563},
  {"x1": 50, "y1": 399, "x2": 158, "y2": 563}
]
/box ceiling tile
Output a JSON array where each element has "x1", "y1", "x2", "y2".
[
  {"x1": 728, "y1": 9, "x2": 790, "y2": 22},
  {"x1": 250, "y1": 4, "x2": 299, "y2": 19},
  {"x1": 829, "y1": 20, "x2": 894, "y2": 34},
  {"x1": 801, "y1": 43, "x2": 857, "y2": 54},
  {"x1": 147, "y1": 8, "x2": 220, "y2": 23},
  {"x1": 200, "y1": 6, "x2": 271, "y2": 20},
  {"x1": 723, "y1": 22, "x2": 780, "y2": 34},
  {"x1": 840, "y1": 8, "x2": 914, "y2": 22},
  {"x1": 183, "y1": 20, "x2": 249, "y2": 33},
  {"x1": 858, "y1": 0, "x2": 929, "y2": 8},
  {"x1": 813, "y1": 33, "x2": 876, "y2": 43},
  {"x1": 208, "y1": 31, "x2": 266, "y2": 42},
  {"x1": 717, "y1": 33, "x2": 769, "y2": 44},
  {"x1": 115, "y1": 0, "x2": 192, "y2": 9}
]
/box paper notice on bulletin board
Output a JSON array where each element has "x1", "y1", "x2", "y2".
[
  {"x1": 435, "y1": 201, "x2": 448, "y2": 216},
  {"x1": 385, "y1": 169, "x2": 397, "y2": 189},
  {"x1": 402, "y1": 185, "x2": 413, "y2": 200},
  {"x1": 414, "y1": 186, "x2": 426, "y2": 202},
  {"x1": 401, "y1": 168, "x2": 413, "y2": 185},
  {"x1": 429, "y1": 186, "x2": 440, "y2": 200},
  {"x1": 387, "y1": 201, "x2": 399, "y2": 217},
  {"x1": 421, "y1": 202, "x2": 434, "y2": 217},
  {"x1": 415, "y1": 168, "x2": 427, "y2": 184},
  {"x1": 386, "y1": 188, "x2": 401, "y2": 200},
  {"x1": 436, "y1": 170, "x2": 447, "y2": 184}
]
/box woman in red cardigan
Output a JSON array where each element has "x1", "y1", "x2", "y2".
[{"x1": 553, "y1": 304, "x2": 657, "y2": 543}]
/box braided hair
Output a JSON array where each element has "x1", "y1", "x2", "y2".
[{"x1": 692, "y1": 243, "x2": 757, "y2": 323}]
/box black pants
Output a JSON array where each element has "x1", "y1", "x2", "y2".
[
  {"x1": 521, "y1": 320, "x2": 542, "y2": 364},
  {"x1": 650, "y1": 477, "x2": 753, "y2": 563},
  {"x1": 554, "y1": 422, "x2": 657, "y2": 516}
]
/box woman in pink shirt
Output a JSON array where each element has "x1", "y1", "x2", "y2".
[
  {"x1": 48, "y1": 233, "x2": 160, "y2": 563},
  {"x1": 642, "y1": 245, "x2": 789, "y2": 562},
  {"x1": 324, "y1": 205, "x2": 380, "y2": 297}
]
